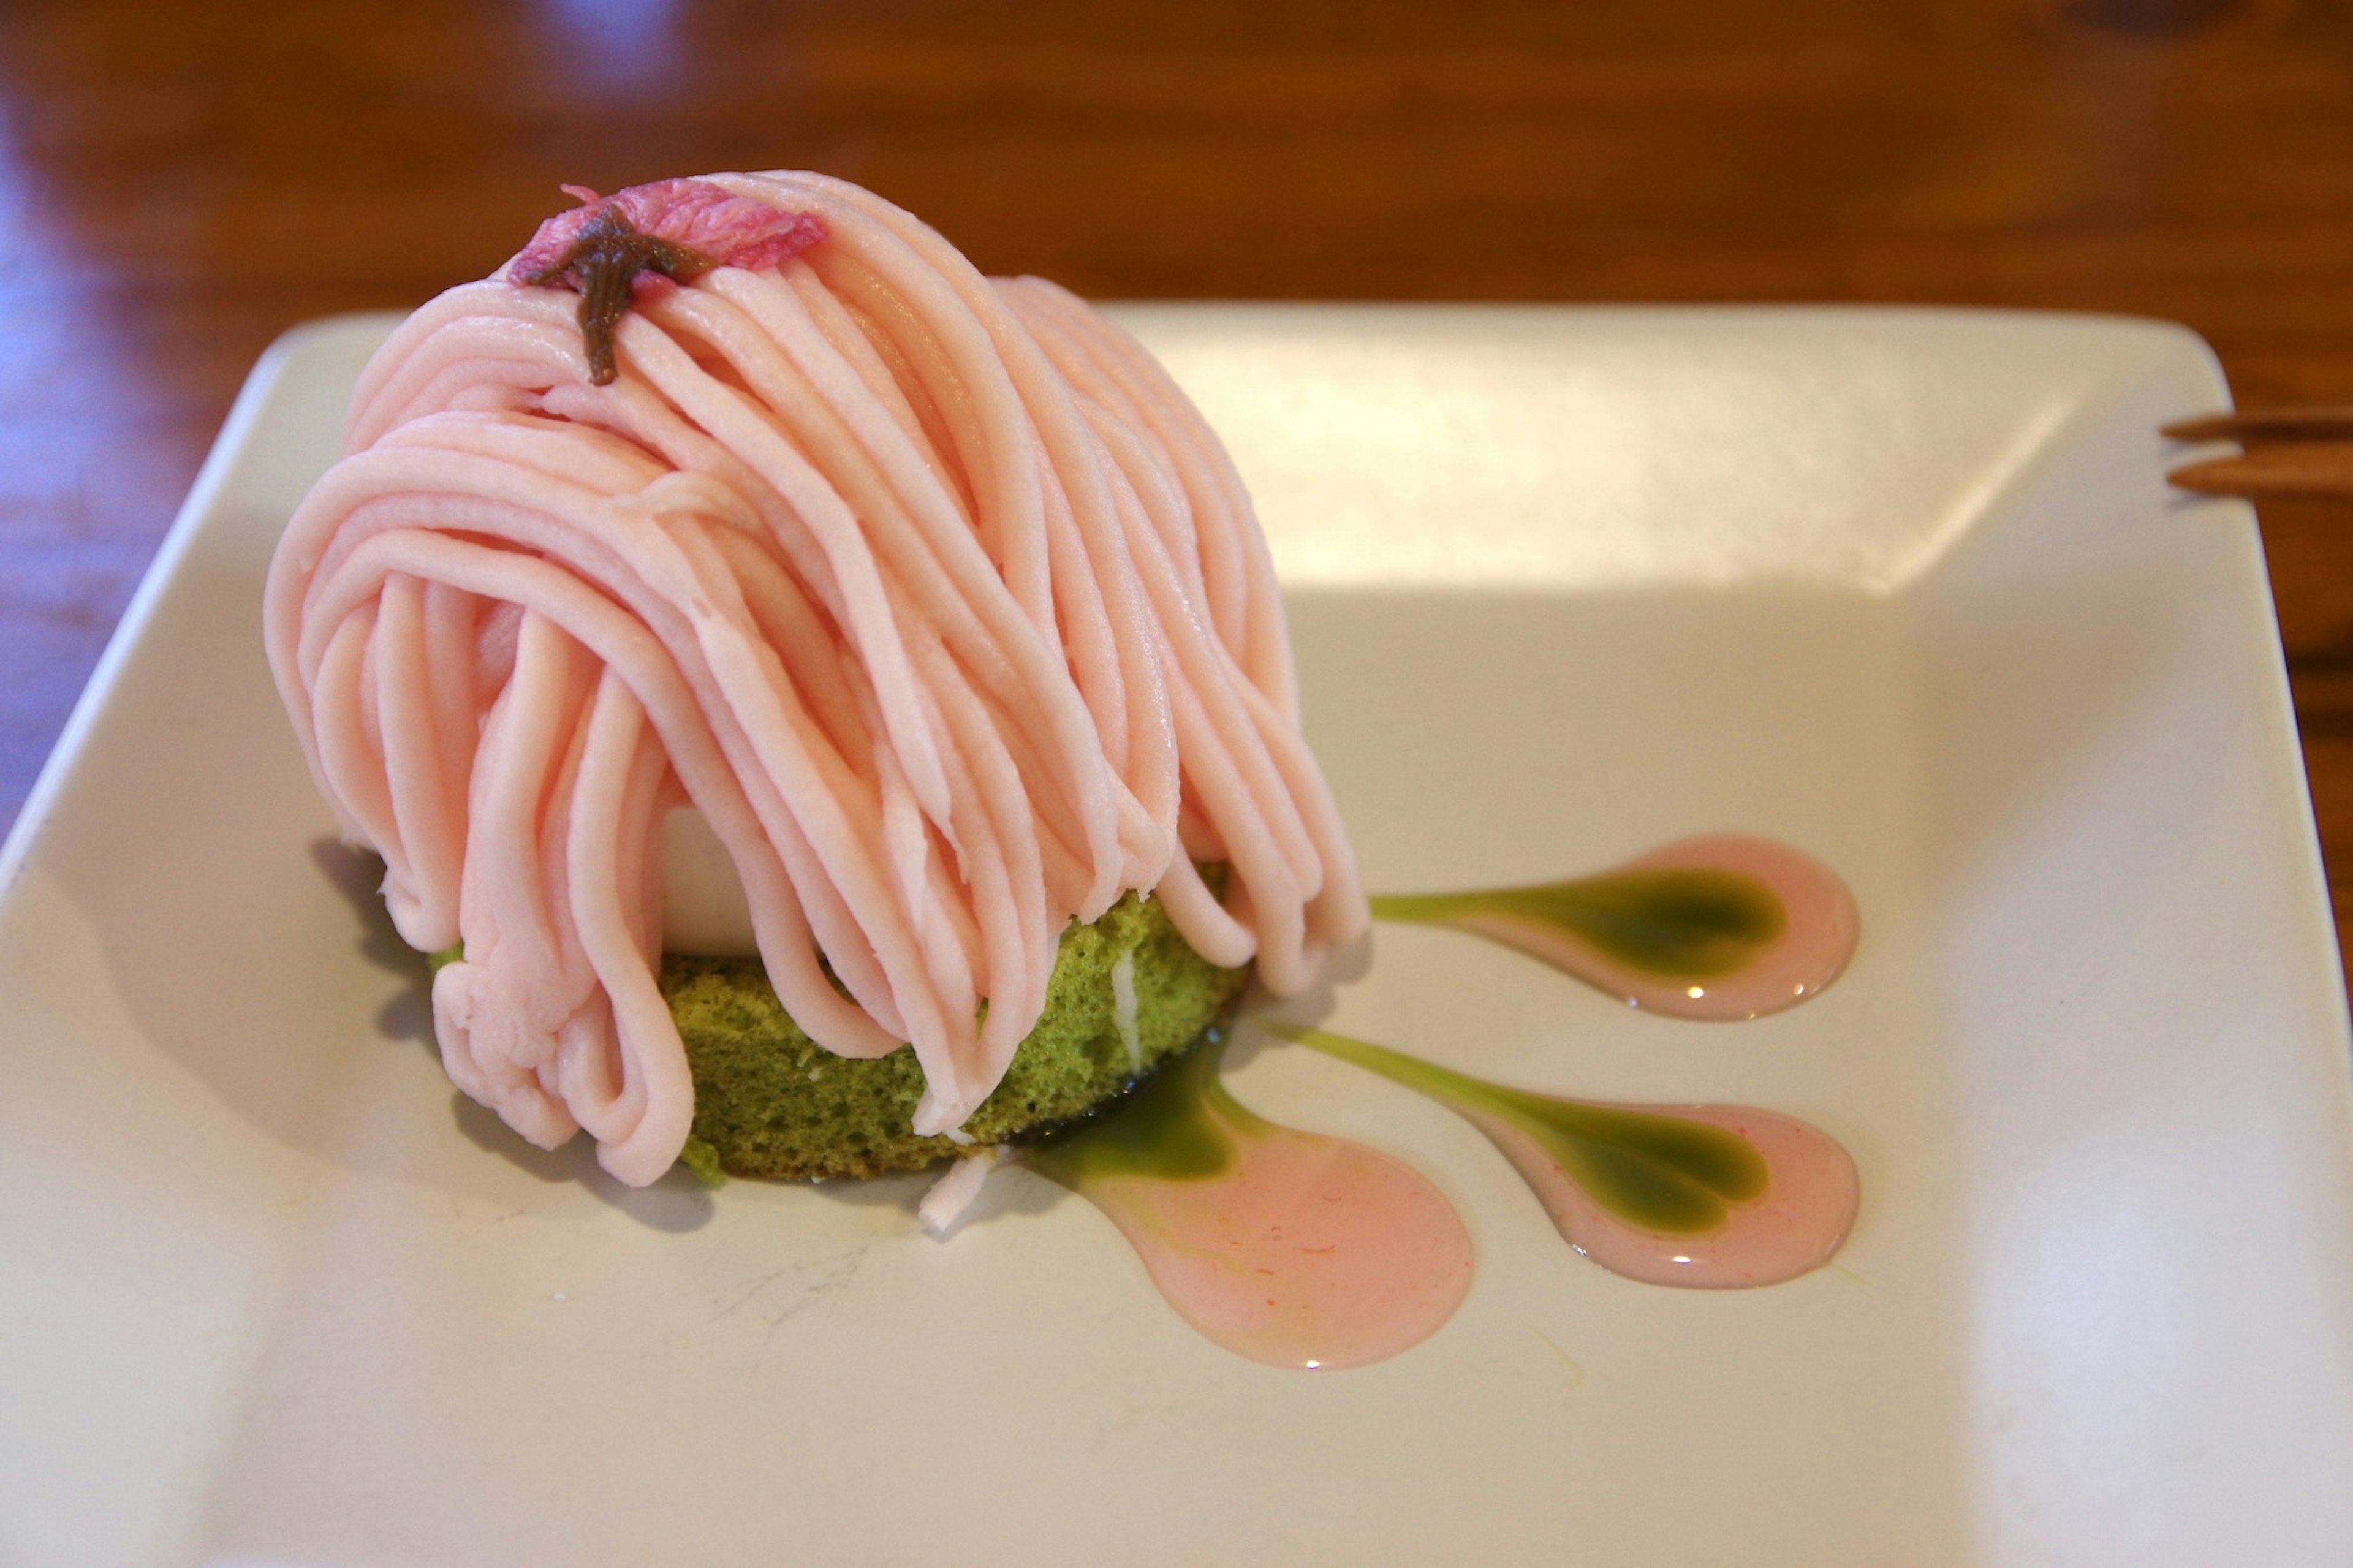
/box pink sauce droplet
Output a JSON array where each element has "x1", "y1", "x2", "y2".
[
  {"x1": 1290, "y1": 1028, "x2": 1859, "y2": 1289},
  {"x1": 1371, "y1": 833, "x2": 1860, "y2": 1021},
  {"x1": 1463, "y1": 1101, "x2": 1859, "y2": 1288},
  {"x1": 1029, "y1": 1039, "x2": 1474, "y2": 1369}
]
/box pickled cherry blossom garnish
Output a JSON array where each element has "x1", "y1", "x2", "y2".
[
  {"x1": 1029, "y1": 1035, "x2": 1475, "y2": 1370},
  {"x1": 1286, "y1": 1028, "x2": 1859, "y2": 1289},
  {"x1": 1370, "y1": 833, "x2": 1859, "y2": 1020},
  {"x1": 509, "y1": 179, "x2": 827, "y2": 384}
]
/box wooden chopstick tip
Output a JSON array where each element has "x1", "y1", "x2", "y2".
[
  {"x1": 2166, "y1": 443, "x2": 2353, "y2": 501},
  {"x1": 2162, "y1": 411, "x2": 2241, "y2": 442},
  {"x1": 2161, "y1": 406, "x2": 2353, "y2": 499},
  {"x1": 2162, "y1": 407, "x2": 2353, "y2": 444}
]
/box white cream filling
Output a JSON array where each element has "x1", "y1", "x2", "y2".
[
  {"x1": 919, "y1": 1148, "x2": 1005, "y2": 1238},
  {"x1": 659, "y1": 806, "x2": 760, "y2": 955},
  {"x1": 1110, "y1": 950, "x2": 1142, "y2": 1075}
]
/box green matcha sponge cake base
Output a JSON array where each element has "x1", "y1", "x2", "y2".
[{"x1": 661, "y1": 884, "x2": 1249, "y2": 1181}]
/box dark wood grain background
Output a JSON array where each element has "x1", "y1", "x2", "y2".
[{"x1": 6, "y1": 0, "x2": 2352, "y2": 964}]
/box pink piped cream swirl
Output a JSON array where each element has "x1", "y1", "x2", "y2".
[{"x1": 265, "y1": 173, "x2": 1365, "y2": 1186}]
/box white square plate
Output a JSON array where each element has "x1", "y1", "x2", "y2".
[{"x1": 6, "y1": 306, "x2": 2352, "y2": 1568}]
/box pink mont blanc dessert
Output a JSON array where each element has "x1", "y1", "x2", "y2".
[{"x1": 264, "y1": 172, "x2": 1365, "y2": 1187}]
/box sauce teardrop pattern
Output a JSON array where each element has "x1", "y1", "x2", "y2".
[
  {"x1": 1029, "y1": 1037, "x2": 1477, "y2": 1369},
  {"x1": 1288, "y1": 1028, "x2": 1859, "y2": 1289},
  {"x1": 1370, "y1": 833, "x2": 1859, "y2": 1020}
]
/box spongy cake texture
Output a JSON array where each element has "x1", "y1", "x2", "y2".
[{"x1": 663, "y1": 888, "x2": 1249, "y2": 1180}]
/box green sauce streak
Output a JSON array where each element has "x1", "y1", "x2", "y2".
[
  {"x1": 1028, "y1": 1035, "x2": 1251, "y2": 1185},
  {"x1": 1285, "y1": 1028, "x2": 1767, "y2": 1235},
  {"x1": 1372, "y1": 868, "x2": 1784, "y2": 979}
]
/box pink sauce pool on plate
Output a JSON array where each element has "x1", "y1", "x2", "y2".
[
  {"x1": 1370, "y1": 833, "x2": 1860, "y2": 1021},
  {"x1": 1029, "y1": 1036, "x2": 1476, "y2": 1369},
  {"x1": 1289, "y1": 1028, "x2": 1859, "y2": 1289}
]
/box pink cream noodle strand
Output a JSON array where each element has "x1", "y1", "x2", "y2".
[{"x1": 265, "y1": 172, "x2": 1366, "y2": 1186}]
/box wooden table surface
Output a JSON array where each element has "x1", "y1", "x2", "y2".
[{"x1": 6, "y1": 0, "x2": 2352, "y2": 963}]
